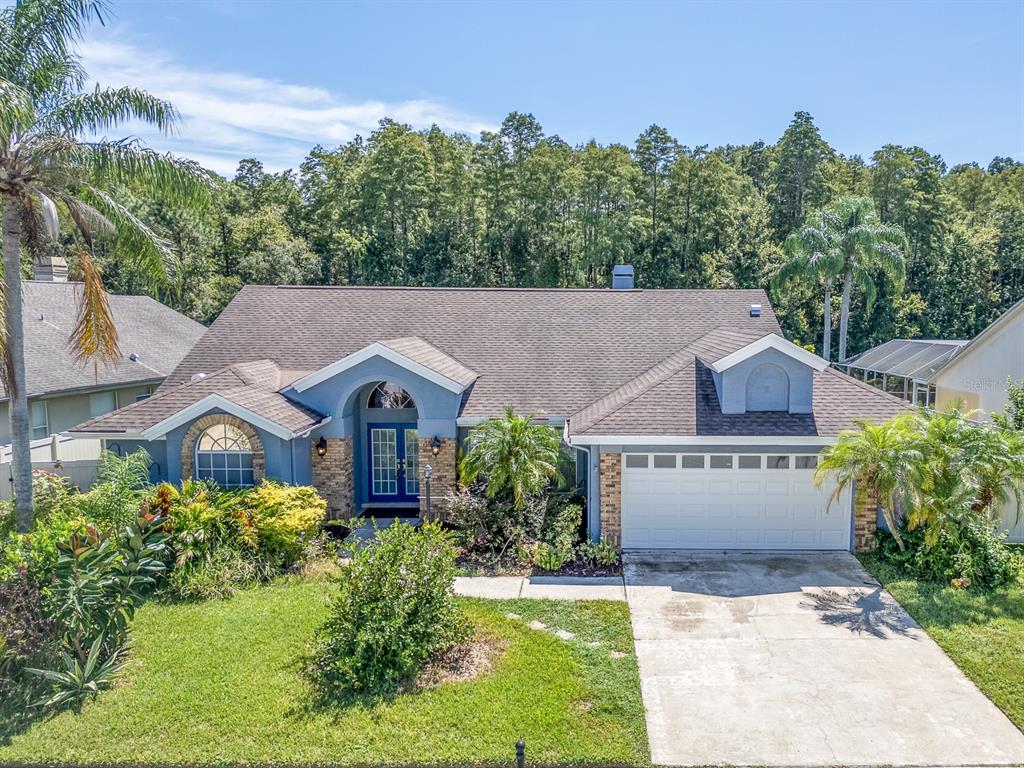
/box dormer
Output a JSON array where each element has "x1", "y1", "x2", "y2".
[{"x1": 704, "y1": 334, "x2": 827, "y2": 415}]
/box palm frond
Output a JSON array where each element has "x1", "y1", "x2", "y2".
[
  {"x1": 67, "y1": 249, "x2": 121, "y2": 375},
  {"x1": 42, "y1": 86, "x2": 180, "y2": 136},
  {"x1": 0, "y1": 78, "x2": 36, "y2": 142}
]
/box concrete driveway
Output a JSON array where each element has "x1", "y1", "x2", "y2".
[{"x1": 624, "y1": 551, "x2": 1024, "y2": 766}]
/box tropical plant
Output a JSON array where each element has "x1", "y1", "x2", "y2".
[
  {"x1": 239, "y1": 481, "x2": 327, "y2": 567},
  {"x1": 815, "y1": 414, "x2": 922, "y2": 551},
  {"x1": 46, "y1": 513, "x2": 167, "y2": 666},
  {"x1": 460, "y1": 408, "x2": 563, "y2": 510},
  {"x1": 27, "y1": 634, "x2": 127, "y2": 708},
  {"x1": 0, "y1": 0, "x2": 211, "y2": 531},
  {"x1": 993, "y1": 377, "x2": 1024, "y2": 432},
  {"x1": 775, "y1": 196, "x2": 907, "y2": 361},
  {"x1": 312, "y1": 521, "x2": 468, "y2": 698},
  {"x1": 773, "y1": 212, "x2": 845, "y2": 360},
  {"x1": 576, "y1": 538, "x2": 620, "y2": 567}
]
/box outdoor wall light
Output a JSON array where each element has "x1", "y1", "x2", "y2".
[
  {"x1": 316, "y1": 436, "x2": 328, "y2": 458},
  {"x1": 430, "y1": 435, "x2": 442, "y2": 456}
]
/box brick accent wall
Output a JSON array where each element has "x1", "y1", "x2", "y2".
[
  {"x1": 853, "y1": 482, "x2": 879, "y2": 552},
  {"x1": 599, "y1": 452, "x2": 622, "y2": 548},
  {"x1": 311, "y1": 437, "x2": 354, "y2": 519},
  {"x1": 180, "y1": 414, "x2": 265, "y2": 484},
  {"x1": 418, "y1": 437, "x2": 457, "y2": 520}
]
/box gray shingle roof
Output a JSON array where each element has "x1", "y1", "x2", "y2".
[
  {"x1": 569, "y1": 332, "x2": 910, "y2": 438},
  {"x1": 7, "y1": 281, "x2": 206, "y2": 401},
  {"x1": 379, "y1": 337, "x2": 478, "y2": 387},
  {"x1": 162, "y1": 285, "x2": 779, "y2": 419},
  {"x1": 73, "y1": 359, "x2": 325, "y2": 436}
]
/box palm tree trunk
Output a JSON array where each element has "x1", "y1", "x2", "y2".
[
  {"x1": 837, "y1": 269, "x2": 853, "y2": 363},
  {"x1": 2, "y1": 201, "x2": 34, "y2": 532},
  {"x1": 822, "y1": 283, "x2": 832, "y2": 361}
]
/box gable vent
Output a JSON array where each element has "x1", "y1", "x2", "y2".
[{"x1": 749, "y1": 303, "x2": 762, "y2": 318}]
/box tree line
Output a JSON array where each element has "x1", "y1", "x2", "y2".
[{"x1": 93, "y1": 110, "x2": 1024, "y2": 358}]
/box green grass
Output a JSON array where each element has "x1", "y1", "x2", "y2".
[
  {"x1": 0, "y1": 579, "x2": 648, "y2": 766},
  {"x1": 859, "y1": 552, "x2": 1024, "y2": 730}
]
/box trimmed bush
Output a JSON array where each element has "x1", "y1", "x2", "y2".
[
  {"x1": 313, "y1": 521, "x2": 468, "y2": 697},
  {"x1": 240, "y1": 482, "x2": 326, "y2": 567}
]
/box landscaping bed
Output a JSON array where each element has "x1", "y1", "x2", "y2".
[
  {"x1": 859, "y1": 552, "x2": 1024, "y2": 730},
  {"x1": 457, "y1": 551, "x2": 621, "y2": 578},
  {"x1": 0, "y1": 579, "x2": 648, "y2": 766}
]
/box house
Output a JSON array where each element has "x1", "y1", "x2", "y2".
[
  {"x1": 841, "y1": 299, "x2": 1024, "y2": 541},
  {"x1": 928, "y1": 298, "x2": 1024, "y2": 415},
  {"x1": 3, "y1": 281, "x2": 206, "y2": 445},
  {"x1": 843, "y1": 298, "x2": 1024, "y2": 415},
  {"x1": 72, "y1": 273, "x2": 910, "y2": 552}
]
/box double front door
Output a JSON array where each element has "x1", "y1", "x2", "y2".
[{"x1": 367, "y1": 424, "x2": 419, "y2": 502}]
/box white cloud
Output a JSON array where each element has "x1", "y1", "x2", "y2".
[{"x1": 77, "y1": 39, "x2": 496, "y2": 176}]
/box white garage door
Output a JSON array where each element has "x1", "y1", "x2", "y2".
[{"x1": 620, "y1": 452, "x2": 852, "y2": 550}]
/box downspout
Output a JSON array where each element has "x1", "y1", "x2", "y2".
[{"x1": 563, "y1": 421, "x2": 599, "y2": 542}]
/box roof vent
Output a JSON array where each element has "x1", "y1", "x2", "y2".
[
  {"x1": 128, "y1": 352, "x2": 139, "y2": 362},
  {"x1": 190, "y1": 372, "x2": 207, "y2": 383},
  {"x1": 750, "y1": 303, "x2": 762, "y2": 318},
  {"x1": 612, "y1": 264, "x2": 635, "y2": 290}
]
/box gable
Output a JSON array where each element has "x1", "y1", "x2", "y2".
[{"x1": 711, "y1": 346, "x2": 816, "y2": 415}]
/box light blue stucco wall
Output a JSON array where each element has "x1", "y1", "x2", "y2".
[{"x1": 718, "y1": 348, "x2": 814, "y2": 414}]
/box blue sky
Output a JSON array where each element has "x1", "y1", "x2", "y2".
[{"x1": 69, "y1": 0, "x2": 1024, "y2": 175}]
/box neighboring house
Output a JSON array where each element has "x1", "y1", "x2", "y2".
[
  {"x1": 840, "y1": 297, "x2": 1024, "y2": 541},
  {"x1": 73, "y1": 271, "x2": 910, "y2": 553},
  {"x1": 1, "y1": 281, "x2": 206, "y2": 491}
]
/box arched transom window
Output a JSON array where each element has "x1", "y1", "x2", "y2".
[
  {"x1": 367, "y1": 382, "x2": 416, "y2": 409},
  {"x1": 195, "y1": 423, "x2": 255, "y2": 488}
]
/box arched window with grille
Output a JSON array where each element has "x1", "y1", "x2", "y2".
[
  {"x1": 366, "y1": 382, "x2": 416, "y2": 409},
  {"x1": 195, "y1": 423, "x2": 255, "y2": 487}
]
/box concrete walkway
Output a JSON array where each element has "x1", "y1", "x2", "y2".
[
  {"x1": 453, "y1": 574, "x2": 625, "y2": 601},
  {"x1": 625, "y1": 551, "x2": 1024, "y2": 767}
]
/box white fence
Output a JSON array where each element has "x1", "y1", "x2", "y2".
[{"x1": 0, "y1": 434, "x2": 102, "y2": 500}]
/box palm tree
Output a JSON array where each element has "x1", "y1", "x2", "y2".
[
  {"x1": 460, "y1": 408, "x2": 563, "y2": 510},
  {"x1": 1, "y1": 0, "x2": 210, "y2": 531},
  {"x1": 828, "y1": 196, "x2": 907, "y2": 362},
  {"x1": 815, "y1": 415, "x2": 922, "y2": 551},
  {"x1": 774, "y1": 196, "x2": 907, "y2": 363},
  {"x1": 772, "y1": 210, "x2": 845, "y2": 360}
]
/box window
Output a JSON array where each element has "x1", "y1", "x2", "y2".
[
  {"x1": 680, "y1": 455, "x2": 704, "y2": 469},
  {"x1": 709, "y1": 455, "x2": 733, "y2": 469},
  {"x1": 195, "y1": 423, "x2": 254, "y2": 488},
  {"x1": 767, "y1": 455, "x2": 790, "y2": 469},
  {"x1": 625, "y1": 454, "x2": 649, "y2": 469},
  {"x1": 30, "y1": 401, "x2": 48, "y2": 440},
  {"x1": 738, "y1": 455, "x2": 762, "y2": 469},
  {"x1": 795, "y1": 456, "x2": 818, "y2": 470},
  {"x1": 653, "y1": 454, "x2": 677, "y2": 469},
  {"x1": 89, "y1": 391, "x2": 117, "y2": 418},
  {"x1": 367, "y1": 382, "x2": 415, "y2": 409}
]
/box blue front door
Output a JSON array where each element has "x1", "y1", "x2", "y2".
[{"x1": 367, "y1": 424, "x2": 419, "y2": 502}]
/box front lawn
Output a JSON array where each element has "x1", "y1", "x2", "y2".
[
  {"x1": 859, "y1": 552, "x2": 1024, "y2": 729},
  {"x1": 0, "y1": 578, "x2": 648, "y2": 766}
]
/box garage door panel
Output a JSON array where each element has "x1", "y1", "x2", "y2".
[{"x1": 620, "y1": 453, "x2": 851, "y2": 551}]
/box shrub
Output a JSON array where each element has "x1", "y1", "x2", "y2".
[
  {"x1": 35, "y1": 514, "x2": 168, "y2": 706},
  {"x1": 542, "y1": 499, "x2": 582, "y2": 551},
  {"x1": 167, "y1": 546, "x2": 271, "y2": 601},
  {"x1": 521, "y1": 540, "x2": 571, "y2": 571},
  {"x1": 241, "y1": 482, "x2": 327, "y2": 567},
  {"x1": 445, "y1": 483, "x2": 546, "y2": 555},
  {"x1": 71, "y1": 450, "x2": 154, "y2": 535},
  {"x1": 877, "y1": 519, "x2": 1016, "y2": 588},
  {"x1": 313, "y1": 521, "x2": 468, "y2": 698},
  {"x1": 0, "y1": 571, "x2": 57, "y2": 701},
  {"x1": 577, "y1": 539, "x2": 619, "y2": 567}
]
